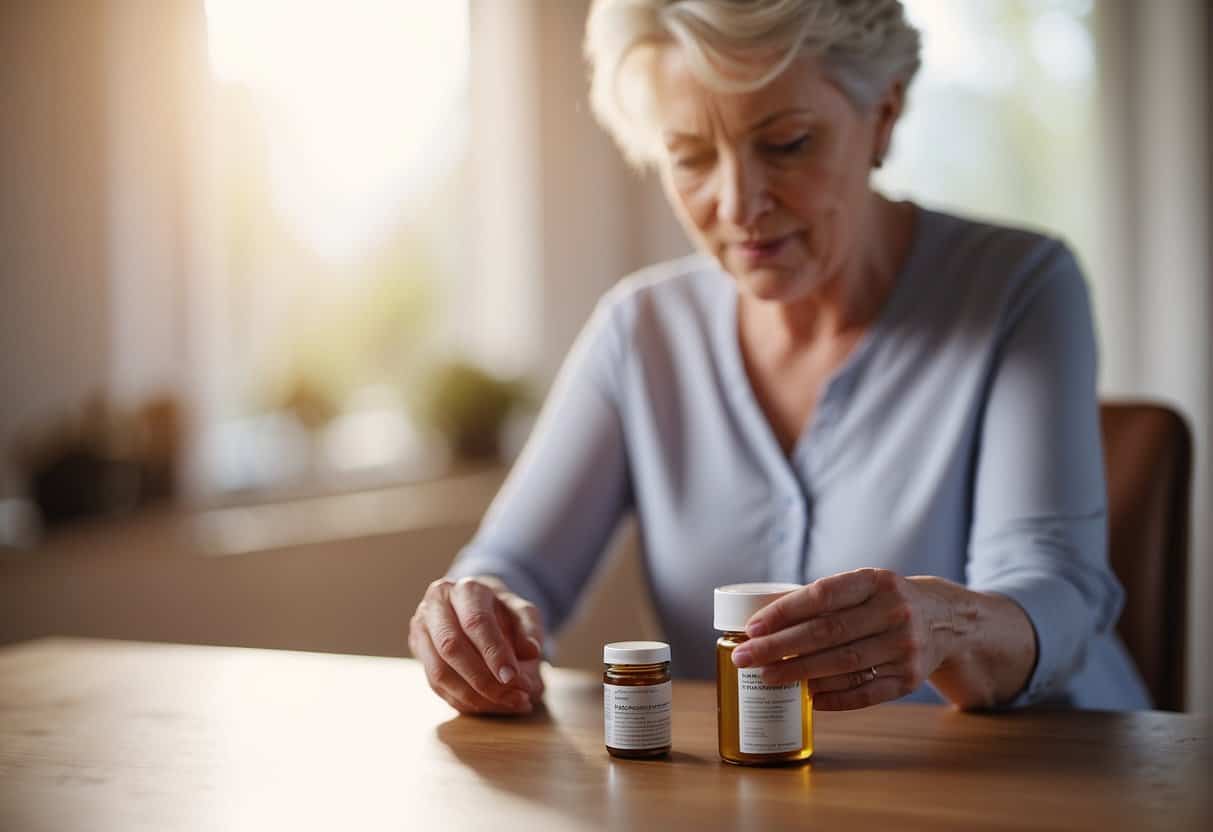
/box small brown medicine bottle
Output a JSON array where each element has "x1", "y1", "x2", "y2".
[
  {"x1": 603, "y1": 641, "x2": 672, "y2": 758},
  {"x1": 715, "y1": 583, "x2": 813, "y2": 766}
]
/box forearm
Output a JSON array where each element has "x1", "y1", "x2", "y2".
[{"x1": 909, "y1": 576, "x2": 1037, "y2": 710}]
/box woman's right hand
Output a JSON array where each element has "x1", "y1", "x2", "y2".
[{"x1": 408, "y1": 575, "x2": 546, "y2": 715}]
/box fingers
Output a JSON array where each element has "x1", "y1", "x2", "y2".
[
  {"x1": 491, "y1": 600, "x2": 541, "y2": 693},
  {"x1": 811, "y1": 674, "x2": 909, "y2": 711},
  {"x1": 733, "y1": 590, "x2": 902, "y2": 668},
  {"x1": 420, "y1": 581, "x2": 527, "y2": 707},
  {"x1": 498, "y1": 593, "x2": 544, "y2": 663},
  {"x1": 517, "y1": 658, "x2": 546, "y2": 703},
  {"x1": 474, "y1": 575, "x2": 546, "y2": 653},
  {"x1": 807, "y1": 661, "x2": 910, "y2": 696},
  {"x1": 449, "y1": 578, "x2": 522, "y2": 685},
  {"x1": 729, "y1": 569, "x2": 935, "y2": 710},
  {"x1": 514, "y1": 632, "x2": 544, "y2": 662},
  {"x1": 410, "y1": 577, "x2": 548, "y2": 714},
  {"x1": 745, "y1": 569, "x2": 888, "y2": 637},
  {"x1": 753, "y1": 630, "x2": 905, "y2": 687},
  {"x1": 491, "y1": 592, "x2": 544, "y2": 693},
  {"x1": 409, "y1": 621, "x2": 532, "y2": 715}
]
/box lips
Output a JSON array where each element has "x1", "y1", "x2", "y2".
[{"x1": 734, "y1": 233, "x2": 791, "y2": 262}]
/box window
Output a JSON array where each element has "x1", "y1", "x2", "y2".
[
  {"x1": 198, "y1": 1, "x2": 470, "y2": 496},
  {"x1": 877, "y1": 0, "x2": 1103, "y2": 294}
]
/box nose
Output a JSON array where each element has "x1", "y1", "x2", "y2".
[{"x1": 717, "y1": 152, "x2": 770, "y2": 230}]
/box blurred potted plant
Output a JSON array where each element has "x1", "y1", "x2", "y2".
[
  {"x1": 415, "y1": 360, "x2": 531, "y2": 462},
  {"x1": 11, "y1": 393, "x2": 183, "y2": 529},
  {"x1": 275, "y1": 374, "x2": 341, "y2": 434}
]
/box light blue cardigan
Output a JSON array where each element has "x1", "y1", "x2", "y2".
[{"x1": 450, "y1": 205, "x2": 1151, "y2": 710}]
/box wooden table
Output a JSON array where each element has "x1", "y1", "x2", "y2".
[{"x1": 1, "y1": 639, "x2": 1208, "y2": 831}]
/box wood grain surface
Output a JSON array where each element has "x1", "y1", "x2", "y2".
[{"x1": 0, "y1": 638, "x2": 1207, "y2": 831}]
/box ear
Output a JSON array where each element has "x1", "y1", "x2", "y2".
[{"x1": 871, "y1": 78, "x2": 906, "y2": 167}]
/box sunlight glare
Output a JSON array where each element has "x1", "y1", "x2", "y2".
[
  {"x1": 204, "y1": 0, "x2": 469, "y2": 261},
  {"x1": 902, "y1": 0, "x2": 1019, "y2": 92}
]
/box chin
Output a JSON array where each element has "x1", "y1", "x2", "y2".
[{"x1": 732, "y1": 264, "x2": 821, "y2": 304}]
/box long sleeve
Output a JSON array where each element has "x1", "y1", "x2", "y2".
[
  {"x1": 446, "y1": 290, "x2": 634, "y2": 636},
  {"x1": 965, "y1": 242, "x2": 1125, "y2": 706}
]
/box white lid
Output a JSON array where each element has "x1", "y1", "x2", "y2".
[
  {"x1": 714, "y1": 582, "x2": 802, "y2": 631},
  {"x1": 603, "y1": 641, "x2": 670, "y2": 664}
]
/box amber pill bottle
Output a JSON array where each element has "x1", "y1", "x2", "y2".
[
  {"x1": 603, "y1": 641, "x2": 672, "y2": 759},
  {"x1": 714, "y1": 583, "x2": 813, "y2": 766}
]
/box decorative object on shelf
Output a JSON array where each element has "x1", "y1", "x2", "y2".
[
  {"x1": 414, "y1": 361, "x2": 531, "y2": 462},
  {"x1": 11, "y1": 393, "x2": 184, "y2": 531}
]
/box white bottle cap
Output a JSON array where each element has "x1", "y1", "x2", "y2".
[
  {"x1": 713, "y1": 583, "x2": 802, "y2": 631},
  {"x1": 603, "y1": 641, "x2": 671, "y2": 665}
]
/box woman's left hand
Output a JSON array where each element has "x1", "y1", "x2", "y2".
[{"x1": 730, "y1": 568, "x2": 967, "y2": 710}]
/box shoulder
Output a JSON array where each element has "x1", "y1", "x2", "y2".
[
  {"x1": 569, "y1": 253, "x2": 724, "y2": 383},
  {"x1": 912, "y1": 206, "x2": 1091, "y2": 330},
  {"x1": 596, "y1": 252, "x2": 728, "y2": 336},
  {"x1": 602, "y1": 252, "x2": 723, "y2": 307}
]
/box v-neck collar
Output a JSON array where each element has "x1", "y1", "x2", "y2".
[{"x1": 716, "y1": 203, "x2": 930, "y2": 481}]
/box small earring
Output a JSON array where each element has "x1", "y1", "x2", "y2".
[{"x1": 872, "y1": 156, "x2": 884, "y2": 169}]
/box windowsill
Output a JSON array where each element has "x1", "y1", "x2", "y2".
[
  {"x1": 201, "y1": 457, "x2": 502, "y2": 510},
  {"x1": 192, "y1": 464, "x2": 508, "y2": 557},
  {"x1": 1, "y1": 464, "x2": 508, "y2": 566}
]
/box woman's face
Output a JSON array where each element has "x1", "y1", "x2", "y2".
[{"x1": 650, "y1": 49, "x2": 898, "y2": 304}]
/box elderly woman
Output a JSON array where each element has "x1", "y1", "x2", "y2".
[{"x1": 408, "y1": 0, "x2": 1149, "y2": 715}]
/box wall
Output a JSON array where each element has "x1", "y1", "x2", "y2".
[
  {"x1": 0, "y1": 492, "x2": 660, "y2": 673},
  {"x1": 465, "y1": 0, "x2": 689, "y2": 384},
  {"x1": 0, "y1": 518, "x2": 476, "y2": 657},
  {"x1": 0, "y1": 1, "x2": 111, "y2": 497},
  {"x1": 105, "y1": 0, "x2": 194, "y2": 404},
  {"x1": 1098, "y1": 0, "x2": 1212, "y2": 713},
  {"x1": 531, "y1": 0, "x2": 689, "y2": 382}
]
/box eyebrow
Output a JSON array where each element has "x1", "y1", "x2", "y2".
[
  {"x1": 662, "y1": 107, "x2": 817, "y2": 145},
  {"x1": 663, "y1": 131, "x2": 707, "y2": 147},
  {"x1": 747, "y1": 107, "x2": 817, "y2": 131}
]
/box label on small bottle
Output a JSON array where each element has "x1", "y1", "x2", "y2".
[
  {"x1": 603, "y1": 682, "x2": 672, "y2": 749},
  {"x1": 737, "y1": 668, "x2": 802, "y2": 754}
]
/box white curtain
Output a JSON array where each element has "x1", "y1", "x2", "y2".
[{"x1": 1097, "y1": 0, "x2": 1211, "y2": 713}]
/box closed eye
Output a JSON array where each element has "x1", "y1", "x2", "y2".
[
  {"x1": 672, "y1": 152, "x2": 714, "y2": 170},
  {"x1": 761, "y1": 135, "x2": 811, "y2": 155}
]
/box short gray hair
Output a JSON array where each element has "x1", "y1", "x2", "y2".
[{"x1": 585, "y1": 0, "x2": 922, "y2": 167}]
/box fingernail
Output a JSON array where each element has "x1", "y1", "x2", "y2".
[
  {"x1": 746, "y1": 621, "x2": 767, "y2": 637},
  {"x1": 732, "y1": 648, "x2": 753, "y2": 667},
  {"x1": 498, "y1": 666, "x2": 517, "y2": 685}
]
